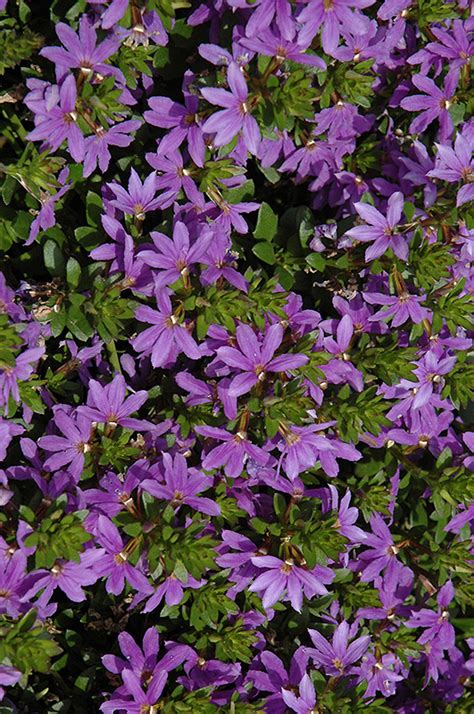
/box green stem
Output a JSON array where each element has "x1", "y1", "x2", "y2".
[{"x1": 107, "y1": 339, "x2": 122, "y2": 375}]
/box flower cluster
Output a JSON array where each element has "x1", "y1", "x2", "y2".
[{"x1": 0, "y1": 0, "x2": 472, "y2": 711}]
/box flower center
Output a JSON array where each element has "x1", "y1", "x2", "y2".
[
  {"x1": 166, "y1": 315, "x2": 179, "y2": 328},
  {"x1": 255, "y1": 364, "x2": 266, "y2": 380},
  {"x1": 76, "y1": 441, "x2": 91, "y2": 454},
  {"x1": 284, "y1": 430, "x2": 301, "y2": 445},
  {"x1": 133, "y1": 203, "x2": 145, "y2": 219}
]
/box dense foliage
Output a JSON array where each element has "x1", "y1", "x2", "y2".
[{"x1": 0, "y1": 0, "x2": 473, "y2": 711}]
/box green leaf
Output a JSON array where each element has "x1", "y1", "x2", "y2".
[
  {"x1": 43, "y1": 239, "x2": 65, "y2": 277},
  {"x1": 252, "y1": 241, "x2": 275, "y2": 264},
  {"x1": 253, "y1": 202, "x2": 278, "y2": 241},
  {"x1": 0, "y1": 611, "x2": 61, "y2": 677},
  {"x1": 306, "y1": 253, "x2": 326, "y2": 271},
  {"x1": 66, "y1": 257, "x2": 82, "y2": 290},
  {"x1": 85, "y1": 191, "x2": 103, "y2": 227}
]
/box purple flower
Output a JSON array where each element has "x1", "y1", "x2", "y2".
[
  {"x1": 332, "y1": 294, "x2": 385, "y2": 335},
  {"x1": 243, "y1": 0, "x2": 294, "y2": 40},
  {"x1": 83, "y1": 121, "x2": 141, "y2": 178},
  {"x1": 408, "y1": 20, "x2": 473, "y2": 73},
  {"x1": 354, "y1": 652, "x2": 404, "y2": 698},
  {"x1": 318, "y1": 485, "x2": 367, "y2": 544},
  {"x1": 400, "y1": 70, "x2": 459, "y2": 142},
  {"x1": 200, "y1": 230, "x2": 249, "y2": 292},
  {"x1": 399, "y1": 140, "x2": 437, "y2": 208},
  {"x1": 320, "y1": 314, "x2": 364, "y2": 391},
  {"x1": 144, "y1": 71, "x2": 205, "y2": 167},
  {"x1": 408, "y1": 351, "x2": 456, "y2": 410},
  {"x1": 0, "y1": 471, "x2": 13, "y2": 507},
  {"x1": 0, "y1": 549, "x2": 29, "y2": 617},
  {"x1": 0, "y1": 273, "x2": 25, "y2": 322},
  {"x1": 445, "y1": 502, "x2": 474, "y2": 533},
  {"x1": 364, "y1": 289, "x2": 430, "y2": 327},
  {"x1": 175, "y1": 370, "x2": 237, "y2": 419},
  {"x1": 40, "y1": 16, "x2": 119, "y2": 76},
  {"x1": 249, "y1": 555, "x2": 334, "y2": 611},
  {"x1": 179, "y1": 657, "x2": 240, "y2": 691},
  {"x1": 428, "y1": 133, "x2": 474, "y2": 207},
  {"x1": 357, "y1": 513, "x2": 401, "y2": 582},
  {"x1": 276, "y1": 422, "x2": 361, "y2": 479},
  {"x1": 211, "y1": 198, "x2": 260, "y2": 234},
  {"x1": 332, "y1": 21, "x2": 380, "y2": 63},
  {"x1": 101, "y1": 668, "x2": 167, "y2": 714},
  {"x1": 0, "y1": 418, "x2": 24, "y2": 461},
  {"x1": 281, "y1": 673, "x2": 317, "y2": 714},
  {"x1": 199, "y1": 38, "x2": 252, "y2": 67},
  {"x1": 83, "y1": 461, "x2": 149, "y2": 518},
  {"x1": 24, "y1": 549, "x2": 101, "y2": 604},
  {"x1": 299, "y1": 0, "x2": 373, "y2": 55},
  {"x1": 241, "y1": 28, "x2": 326, "y2": 69},
  {"x1": 90, "y1": 216, "x2": 152, "y2": 294},
  {"x1": 93, "y1": 516, "x2": 153, "y2": 596},
  {"x1": 201, "y1": 62, "x2": 260, "y2": 154},
  {"x1": 107, "y1": 169, "x2": 161, "y2": 219},
  {"x1": 28, "y1": 168, "x2": 71, "y2": 245},
  {"x1": 141, "y1": 452, "x2": 220, "y2": 516},
  {"x1": 308, "y1": 621, "x2": 370, "y2": 676},
  {"x1": 280, "y1": 137, "x2": 334, "y2": 185},
  {"x1": 89, "y1": 0, "x2": 129, "y2": 30},
  {"x1": 216, "y1": 530, "x2": 268, "y2": 597},
  {"x1": 138, "y1": 221, "x2": 213, "y2": 288},
  {"x1": 102, "y1": 627, "x2": 161, "y2": 677},
  {"x1": 102, "y1": 627, "x2": 192, "y2": 685},
  {"x1": 118, "y1": 10, "x2": 168, "y2": 48},
  {"x1": 195, "y1": 425, "x2": 269, "y2": 477},
  {"x1": 248, "y1": 648, "x2": 308, "y2": 714},
  {"x1": 78, "y1": 373, "x2": 148, "y2": 430},
  {"x1": 217, "y1": 323, "x2": 308, "y2": 397},
  {"x1": 141, "y1": 572, "x2": 203, "y2": 613},
  {"x1": 27, "y1": 76, "x2": 85, "y2": 162},
  {"x1": 313, "y1": 101, "x2": 371, "y2": 141},
  {"x1": 0, "y1": 665, "x2": 21, "y2": 703},
  {"x1": 406, "y1": 580, "x2": 456, "y2": 651},
  {"x1": 0, "y1": 347, "x2": 44, "y2": 406},
  {"x1": 38, "y1": 409, "x2": 92, "y2": 481},
  {"x1": 146, "y1": 147, "x2": 200, "y2": 209},
  {"x1": 132, "y1": 291, "x2": 201, "y2": 368},
  {"x1": 345, "y1": 192, "x2": 408, "y2": 261},
  {"x1": 357, "y1": 564, "x2": 414, "y2": 622}
]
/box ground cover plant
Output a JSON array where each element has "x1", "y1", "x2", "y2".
[{"x1": 0, "y1": 0, "x2": 473, "y2": 711}]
